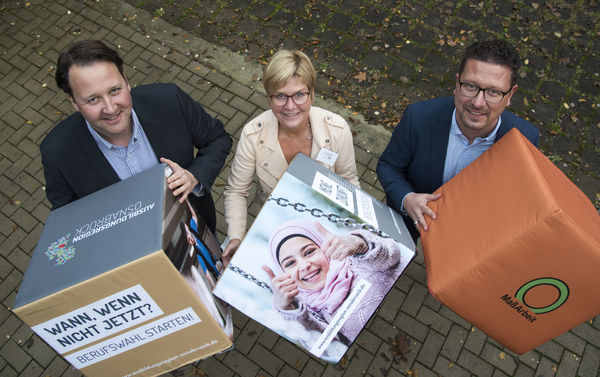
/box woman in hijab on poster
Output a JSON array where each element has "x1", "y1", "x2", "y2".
[
  {"x1": 263, "y1": 218, "x2": 405, "y2": 345},
  {"x1": 222, "y1": 50, "x2": 360, "y2": 264}
]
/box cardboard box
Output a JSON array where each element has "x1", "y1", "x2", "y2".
[
  {"x1": 421, "y1": 129, "x2": 600, "y2": 354},
  {"x1": 13, "y1": 164, "x2": 232, "y2": 377},
  {"x1": 213, "y1": 154, "x2": 416, "y2": 362}
]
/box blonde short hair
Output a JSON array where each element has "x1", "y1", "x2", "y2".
[{"x1": 263, "y1": 50, "x2": 316, "y2": 96}]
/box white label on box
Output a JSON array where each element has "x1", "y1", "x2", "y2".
[
  {"x1": 355, "y1": 189, "x2": 378, "y2": 228},
  {"x1": 65, "y1": 307, "x2": 202, "y2": 369},
  {"x1": 312, "y1": 171, "x2": 354, "y2": 213},
  {"x1": 32, "y1": 284, "x2": 163, "y2": 353},
  {"x1": 309, "y1": 279, "x2": 371, "y2": 357}
]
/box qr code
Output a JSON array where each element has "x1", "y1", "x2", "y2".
[{"x1": 336, "y1": 187, "x2": 349, "y2": 207}]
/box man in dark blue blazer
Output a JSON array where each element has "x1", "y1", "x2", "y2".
[
  {"x1": 377, "y1": 40, "x2": 539, "y2": 241},
  {"x1": 40, "y1": 40, "x2": 232, "y2": 232}
]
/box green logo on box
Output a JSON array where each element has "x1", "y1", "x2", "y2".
[{"x1": 515, "y1": 278, "x2": 569, "y2": 314}]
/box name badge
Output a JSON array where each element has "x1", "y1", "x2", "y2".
[{"x1": 316, "y1": 148, "x2": 338, "y2": 166}]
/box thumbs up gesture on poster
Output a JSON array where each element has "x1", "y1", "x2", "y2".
[{"x1": 262, "y1": 266, "x2": 299, "y2": 310}]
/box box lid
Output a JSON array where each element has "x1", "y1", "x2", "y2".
[{"x1": 14, "y1": 164, "x2": 167, "y2": 308}]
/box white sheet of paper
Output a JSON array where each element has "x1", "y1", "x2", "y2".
[{"x1": 316, "y1": 148, "x2": 338, "y2": 166}]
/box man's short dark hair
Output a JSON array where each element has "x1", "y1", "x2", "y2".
[
  {"x1": 458, "y1": 39, "x2": 521, "y2": 87},
  {"x1": 55, "y1": 40, "x2": 124, "y2": 97}
]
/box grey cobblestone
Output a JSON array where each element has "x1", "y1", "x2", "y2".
[
  {"x1": 456, "y1": 349, "x2": 494, "y2": 377},
  {"x1": 232, "y1": 320, "x2": 264, "y2": 355},
  {"x1": 365, "y1": 342, "x2": 393, "y2": 376},
  {"x1": 299, "y1": 359, "x2": 325, "y2": 377},
  {"x1": 211, "y1": 99, "x2": 237, "y2": 120},
  {"x1": 221, "y1": 348, "x2": 260, "y2": 376},
  {"x1": 441, "y1": 324, "x2": 468, "y2": 361},
  {"x1": 555, "y1": 350, "x2": 581, "y2": 377},
  {"x1": 417, "y1": 306, "x2": 453, "y2": 335},
  {"x1": 6, "y1": 249, "x2": 29, "y2": 274},
  {"x1": 376, "y1": 288, "x2": 405, "y2": 323},
  {"x1": 20, "y1": 360, "x2": 43, "y2": 376},
  {"x1": 433, "y1": 355, "x2": 470, "y2": 377},
  {"x1": 392, "y1": 313, "x2": 429, "y2": 343},
  {"x1": 342, "y1": 345, "x2": 372, "y2": 376},
  {"x1": 417, "y1": 330, "x2": 445, "y2": 368},
  {"x1": 538, "y1": 339, "x2": 571, "y2": 363},
  {"x1": 272, "y1": 337, "x2": 311, "y2": 371},
  {"x1": 0, "y1": 269, "x2": 22, "y2": 301},
  {"x1": 353, "y1": 329, "x2": 381, "y2": 355},
  {"x1": 247, "y1": 342, "x2": 284, "y2": 376},
  {"x1": 512, "y1": 363, "x2": 535, "y2": 377},
  {"x1": 481, "y1": 342, "x2": 518, "y2": 375},
  {"x1": 579, "y1": 344, "x2": 600, "y2": 377},
  {"x1": 572, "y1": 321, "x2": 600, "y2": 349},
  {"x1": 0, "y1": 339, "x2": 31, "y2": 372},
  {"x1": 555, "y1": 331, "x2": 587, "y2": 356}
]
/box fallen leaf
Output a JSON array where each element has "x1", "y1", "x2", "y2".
[
  {"x1": 354, "y1": 71, "x2": 367, "y2": 82},
  {"x1": 499, "y1": 352, "x2": 505, "y2": 360},
  {"x1": 334, "y1": 354, "x2": 348, "y2": 370},
  {"x1": 388, "y1": 331, "x2": 411, "y2": 363}
]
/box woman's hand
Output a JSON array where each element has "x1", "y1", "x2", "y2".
[
  {"x1": 262, "y1": 266, "x2": 299, "y2": 310},
  {"x1": 316, "y1": 222, "x2": 368, "y2": 260},
  {"x1": 221, "y1": 238, "x2": 241, "y2": 267}
]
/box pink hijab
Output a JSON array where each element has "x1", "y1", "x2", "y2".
[{"x1": 269, "y1": 219, "x2": 353, "y2": 315}]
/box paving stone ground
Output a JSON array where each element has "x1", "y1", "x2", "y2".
[{"x1": 0, "y1": 1, "x2": 599, "y2": 377}]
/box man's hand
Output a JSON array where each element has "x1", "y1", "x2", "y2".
[
  {"x1": 404, "y1": 192, "x2": 442, "y2": 231},
  {"x1": 161, "y1": 157, "x2": 199, "y2": 203},
  {"x1": 221, "y1": 238, "x2": 241, "y2": 267}
]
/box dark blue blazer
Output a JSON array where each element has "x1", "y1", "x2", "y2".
[
  {"x1": 40, "y1": 83, "x2": 232, "y2": 231},
  {"x1": 376, "y1": 97, "x2": 540, "y2": 240}
]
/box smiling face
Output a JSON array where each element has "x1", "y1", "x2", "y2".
[
  {"x1": 269, "y1": 76, "x2": 313, "y2": 133},
  {"x1": 278, "y1": 235, "x2": 330, "y2": 291},
  {"x1": 68, "y1": 61, "x2": 133, "y2": 146},
  {"x1": 454, "y1": 59, "x2": 517, "y2": 143}
]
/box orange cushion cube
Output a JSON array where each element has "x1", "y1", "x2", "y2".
[{"x1": 421, "y1": 128, "x2": 600, "y2": 354}]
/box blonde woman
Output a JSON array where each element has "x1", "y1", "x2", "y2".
[{"x1": 223, "y1": 50, "x2": 359, "y2": 262}]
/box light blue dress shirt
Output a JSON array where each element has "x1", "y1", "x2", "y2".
[
  {"x1": 401, "y1": 109, "x2": 501, "y2": 212},
  {"x1": 442, "y1": 109, "x2": 501, "y2": 184},
  {"x1": 86, "y1": 109, "x2": 158, "y2": 180}
]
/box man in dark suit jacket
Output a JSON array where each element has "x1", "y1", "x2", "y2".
[
  {"x1": 40, "y1": 40, "x2": 232, "y2": 232},
  {"x1": 377, "y1": 39, "x2": 540, "y2": 241}
]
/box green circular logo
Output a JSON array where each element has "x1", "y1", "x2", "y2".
[{"x1": 515, "y1": 278, "x2": 569, "y2": 314}]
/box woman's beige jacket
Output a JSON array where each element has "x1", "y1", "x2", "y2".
[{"x1": 223, "y1": 106, "x2": 360, "y2": 240}]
